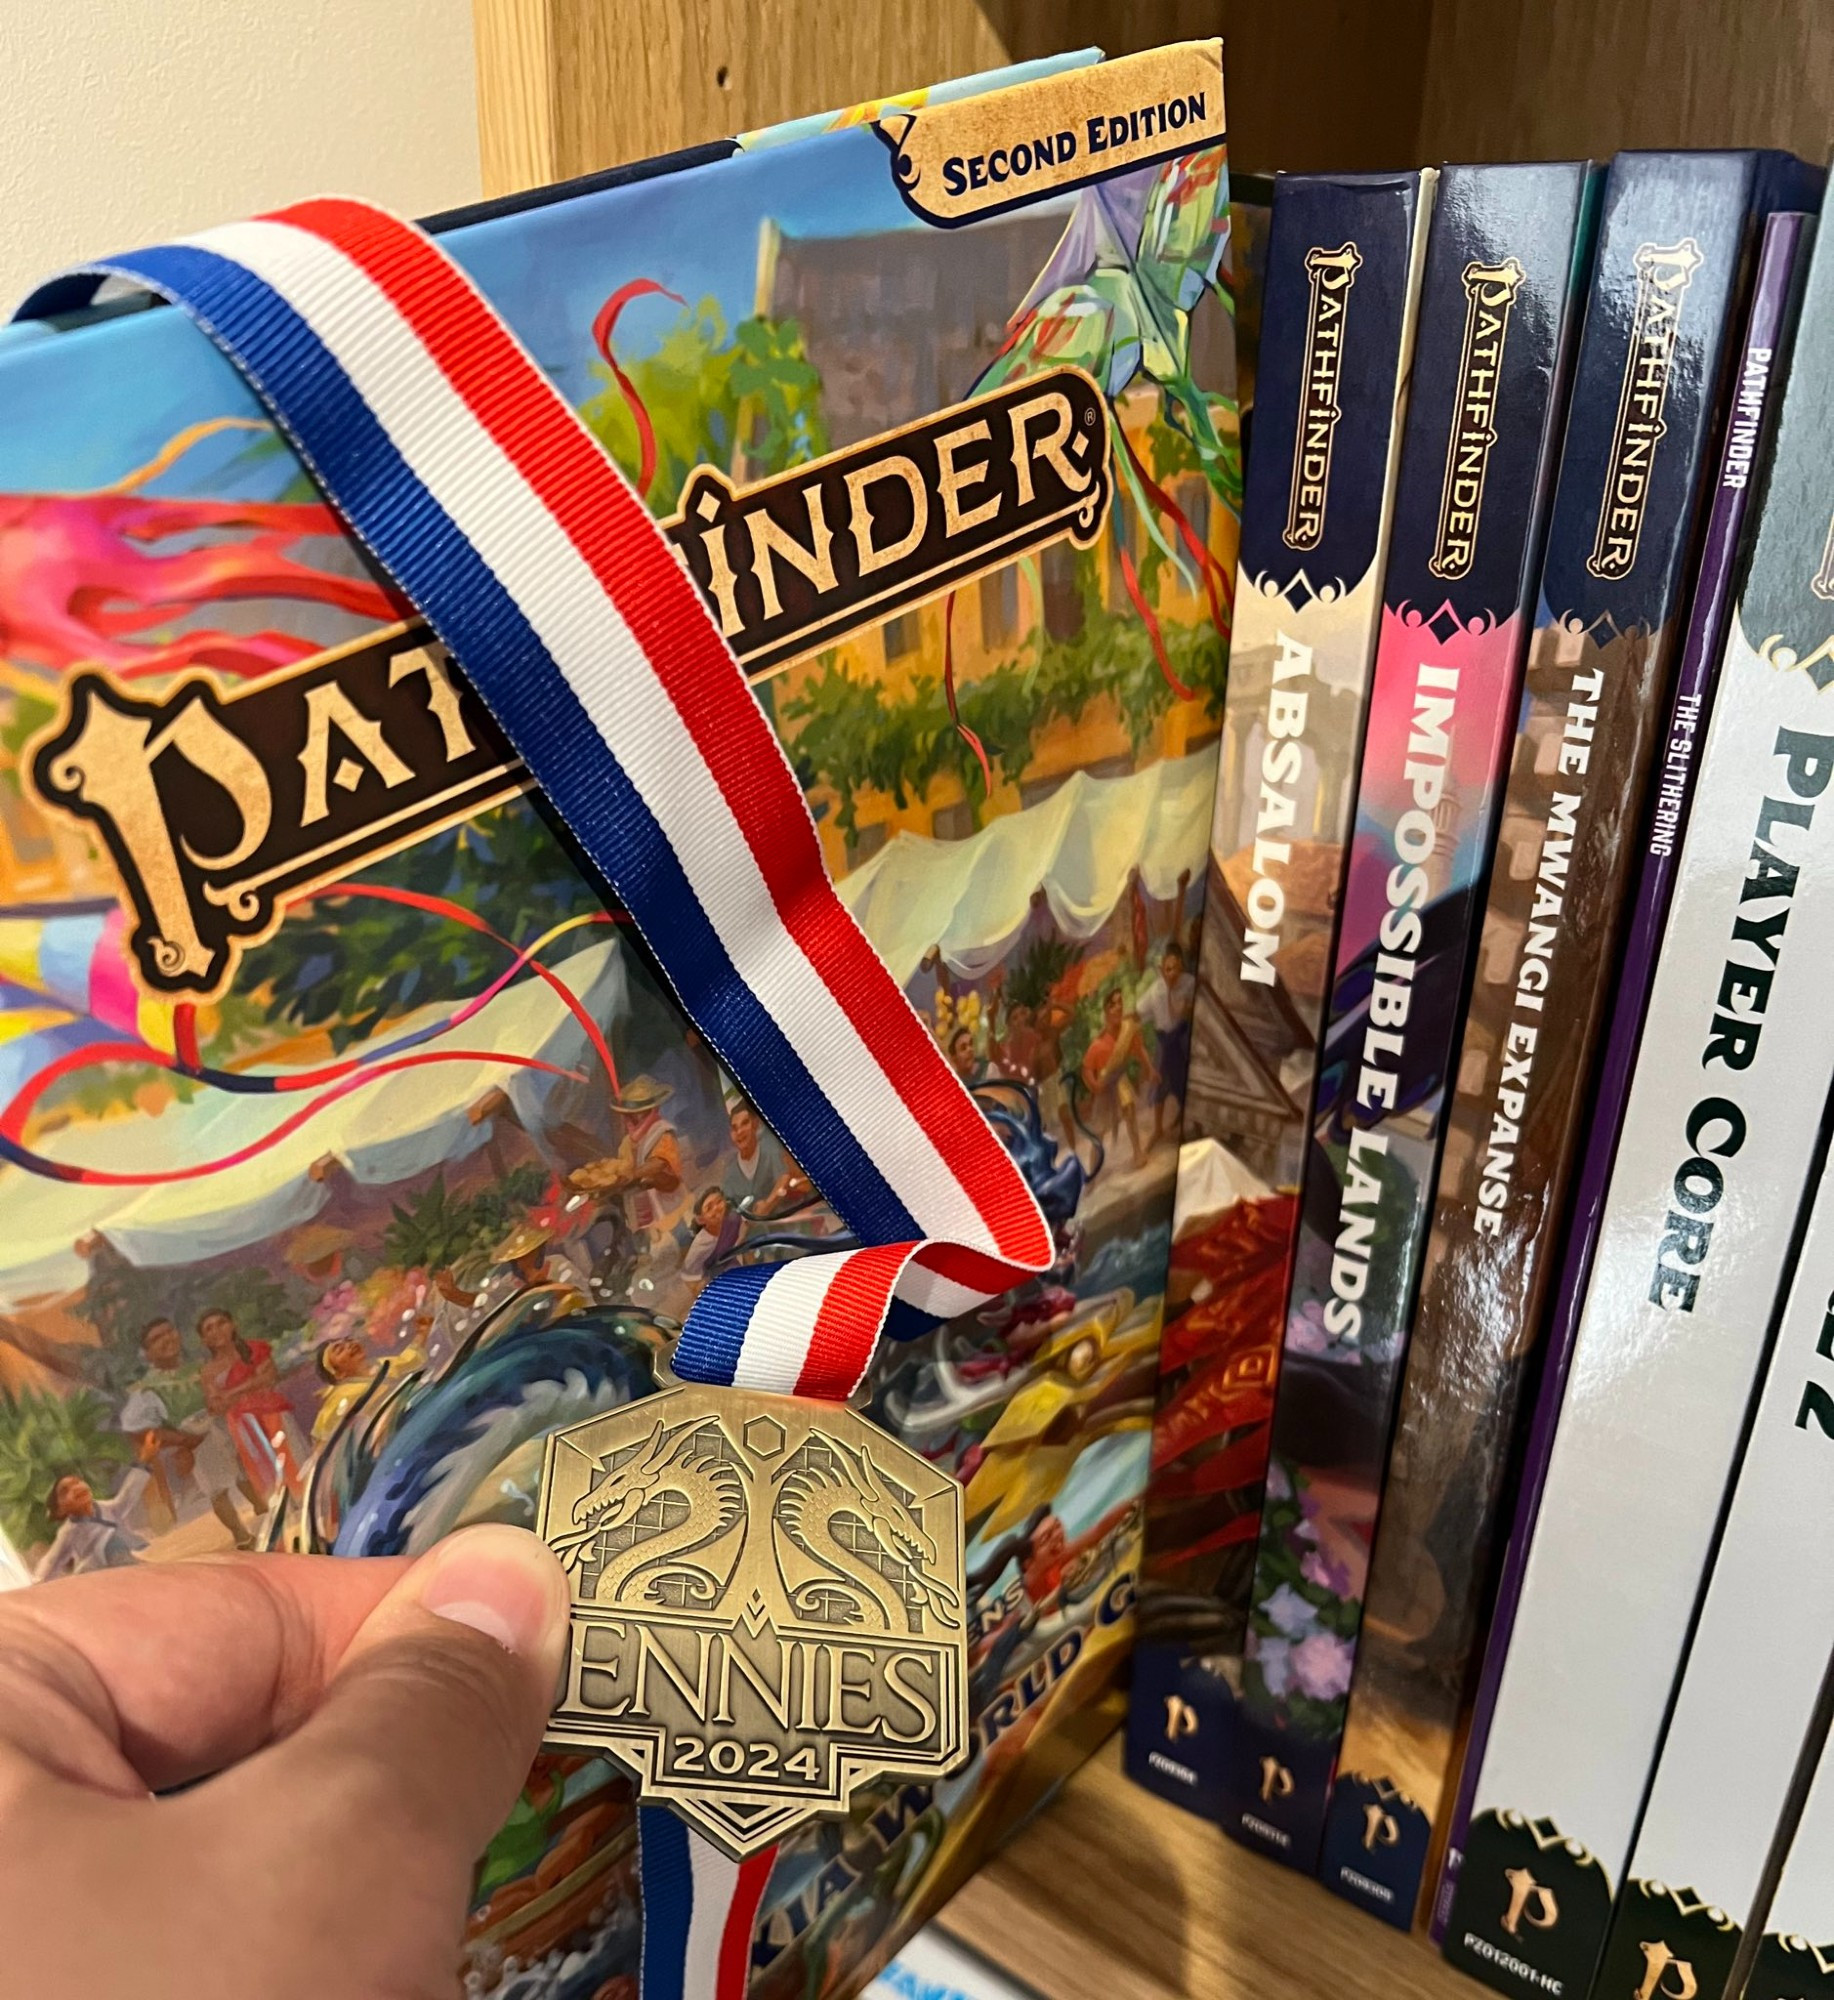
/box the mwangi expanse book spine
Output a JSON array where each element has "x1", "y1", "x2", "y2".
[
  {"x1": 1443, "y1": 153, "x2": 1834, "y2": 2000},
  {"x1": 0, "y1": 45, "x2": 1240, "y2": 2000},
  {"x1": 1324, "y1": 170, "x2": 1816, "y2": 1938},
  {"x1": 1433, "y1": 184, "x2": 1821, "y2": 1959},
  {"x1": 1211, "y1": 159, "x2": 1594, "y2": 1872},
  {"x1": 1127, "y1": 165, "x2": 1433, "y2": 1822}
]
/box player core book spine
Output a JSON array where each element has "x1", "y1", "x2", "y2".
[
  {"x1": 1128, "y1": 167, "x2": 1434, "y2": 1820},
  {"x1": 1214, "y1": 160, "x2": 1595, "y2": 1872},
  {"x1": 1443, "y1": 155, "x2": 1834, "y2": 2000},
  {"x1": 1325, "y1": 180, "x2": 1815, "y2": 1937},
  {"x1": 1598, "y1": 1106, "x2": 1834, "y2": 2000},
  {"x1": 1746, "y1": 1728, "x2": 1834, "y2": 2000}
]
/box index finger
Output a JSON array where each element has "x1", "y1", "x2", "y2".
[{"x1": 0, "y1": 1553, "x2": 410, "y2": 1792}]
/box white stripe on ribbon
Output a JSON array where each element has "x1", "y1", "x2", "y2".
[
  {"x1": 682, "y1": 1833, "x2": 741, "y2": 1998},
  {"x1": 191, "y1": 217, "x2": 1004, "y2": 1267}
]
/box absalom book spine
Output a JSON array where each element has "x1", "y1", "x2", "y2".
[
  {"x1": 1128, "y1": 166, "x2": 1435, "y2": 1820},
  {"x1": 1326, "y1": 190, "x2": 1814, "y2": 1936},
  {"x1": 1436, "y1": 196, "x2": 1821, "y2": 1952},
  {"x1": 1212, "y1": 159, "x2": 1594, "y2": 1872},
  {"x1": 1442, "y1": 151, "x2": 1834, "y2": 2000}
]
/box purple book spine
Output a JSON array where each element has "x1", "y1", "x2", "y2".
[{"x1": 1431, "y1": 205, "x2": 1813, "y2": 1943}]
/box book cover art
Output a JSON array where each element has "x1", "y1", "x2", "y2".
[
  {"x1": 1325, "y1": 182, "x2": 1817, "y2": 1936},
  {"x1": 1443, "y1": 156, "x2": 1834, "y2": 2000},
  {"x1": 0, "y1": 48, "x2": 1239, "y2": 2000},
  {"x1": 1124, "y1": 166, "x2": 1433, "y2": 1820},
  {"x1": 1212, "y1": 160, "x2": 1596, "y2": 1872}
]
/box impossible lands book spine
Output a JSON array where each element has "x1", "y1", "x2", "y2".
[
  {"x1": 1442, "y1": 154, "x2": 1834, "y2": 2000},
  {"x1": 1211, "y1": 159, "x2": 1595, "y2": 1872},
  {"x1": 1324, "y1": 185, "x2": 1812, "y2": 1938},
  {"x1": 1128, "y1": 166, "x2": 1435, "y2": 1819}
]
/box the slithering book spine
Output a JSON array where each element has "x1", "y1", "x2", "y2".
[
  {"x1": 1324, "y1": 194, "x2": 1811, "y2": 1937},
  {"x1": 1127, "y1": 168, "x2": 1435, "y2": 1821},
  {"x1": 1212, "y1": 159, "x2": 1595, "y2": 1873},
  {"x1": 1441, "y1": 153, "x2": 1834, "y2": 2000}
]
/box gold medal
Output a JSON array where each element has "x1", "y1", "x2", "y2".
[{"x1": 538, "y1": 1383, "x2": 969, "y2": 1858}]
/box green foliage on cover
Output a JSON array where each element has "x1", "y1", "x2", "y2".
[
  {"x1": 0, "y1": 1386, "x2": 132, "y2": 1552},
  {"x1": 381, "y1": 1165, "x2": 550, "y2": 1277},
  {"x1": 581, "y1": 300, "x2": 829, "y2": 513}
]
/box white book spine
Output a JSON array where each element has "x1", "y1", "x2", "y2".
[{"x1": 1454, "y1": 602, "x2": 1834, "y2": 1926}]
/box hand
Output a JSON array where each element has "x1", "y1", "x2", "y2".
[{"x1": 0, "y1": 1525, "x2": 569, "y2": 2000}]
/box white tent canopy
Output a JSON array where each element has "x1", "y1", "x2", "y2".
[
  {"x1": 0, "y1": 749, "x2": 1214, "y2": 1307},
  {"x1": 0, "y1": 941, "x2": 628, "y2": 1306},
  {"x1": 837, "y1": 748, "x2": 1214, "y2": 988}
]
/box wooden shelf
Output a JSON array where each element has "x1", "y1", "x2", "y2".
[{"x1": 938, "y1": 1736, "x2": 1474, "y2": 2000}]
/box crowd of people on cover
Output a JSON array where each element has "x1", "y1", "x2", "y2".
[{"x1": 23, "y1": 923, "x2": 1195, "y2": 1582}]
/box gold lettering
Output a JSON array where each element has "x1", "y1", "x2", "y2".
[
  {"x1": 1260, "y1": 1755, "x2": 1295, "y2": 1802},
  {"x1": 1163, "y1": 1695, "x2": 1198, "y2": 1740},
  {"x1": 934, "y1": 420, "x2": 1002, "y2": 539},
  {"x1": 1362, "y1": 1804, "x2": 1400, "y2": 1850},
  {"x1": 1008, "y1": 391, "x2": 1090, "y2": 507},
  {"x1": 389, "y1": 646, "x2": 476, "y2": 762},
  {"x1": 835, "y1": 1646, "x2": 878, "y2": 1730},
  {"x1": 1635, "y1": 1942, "x2": 1698, "y2": 2000},
  {"x1": 298, "y1": 682, "x2": 413, "y2": 826},
  {"x1": 634, "y1": 1625, "x2": 711, "y2": 1723},
  {"x1": 1501, "y1": 1866, "x2": 1559, "y2": 1936},
  {"x1": 845, "y1": 455, "x2": 929, "y2": 575},
  {"x1": 747, "y1": 488, "x2": 838, "y2": 621},
  {"x1": 882, "y1": 1652, "x2": 941, "y2": 1743},
  {"x1": 714, "y1": 1635, "x2": 793, "y2": 1730},
  {"x1": 43, "y1": 689, "x2": 271, "y2": 981}
]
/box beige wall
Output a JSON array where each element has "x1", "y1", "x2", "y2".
[{"x1": 0, "y1": 0, "x2": 481, "y2": 305}]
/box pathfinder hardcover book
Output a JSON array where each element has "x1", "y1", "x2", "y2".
[{"x1": 0, "y1": 46, "x2": 1237, "y2": 2000}]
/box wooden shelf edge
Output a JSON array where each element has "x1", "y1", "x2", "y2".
[{"x1": 938, "y1": 1736, "x2": 1476, "y2": 2000}]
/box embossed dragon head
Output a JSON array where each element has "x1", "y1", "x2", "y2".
[
  {"x1": 844, "y1": 1439, "x2": 939, "y2": 1573},
  {"x1": 572, "y1": 1417, "x2": 675, "y2": 1534}
]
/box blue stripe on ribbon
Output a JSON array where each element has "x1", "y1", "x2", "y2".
[
  {"x1": 637, "y1": 1804, "x2": 695, "y2": 2000},
  {"x1": 105, "y1": 242, "x2": 933, "y2": 1382}
]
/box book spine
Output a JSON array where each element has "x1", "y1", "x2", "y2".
[
  {"x1": 1324, "y1": 197, "x2": 1801, "y2": 1938},
  {"x1": 1211, "y1": 160, "x2": 1594, "y2": 1871},
  {"x1": 1745, "y1": 1729, "x2": 1834, "y2": 2000},
  {"x1": 1442, "y1": 159, "x2": 1834, "y2": 2000},
  {"x1": 1127, "y1": 166, "x2": 1434, "y2": 1819},
  {"x1": 1434, "y1": 194, "x2": 1820, "y2": 1951},
  {"x1": 1457, "y1": 213, "x2": 1815, "y2": 1997},
  {"x1": 1598, "y1": 1114, "x2": 1834, "y2": 2000}
]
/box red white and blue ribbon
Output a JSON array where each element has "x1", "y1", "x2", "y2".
[{"x1": 18, "y1": 198, "x2": 1052, "y2": 1999}]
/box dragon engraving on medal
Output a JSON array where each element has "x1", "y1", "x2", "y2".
[
  {"x1": 537, "y1": 1384, "x2": 969, "y2": 1857},
  {"x1": 773, "y1": 1432, "x2": 961, "y2": 1635},
  {"x1": 550, "y1": 1412, "x2": 749, "y2": 1609}
]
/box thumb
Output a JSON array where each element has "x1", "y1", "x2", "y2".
[{"x1": 230, "y1": 1524, "x2": 570, "y2": 1893}]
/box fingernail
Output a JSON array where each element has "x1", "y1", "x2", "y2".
[{"x1": 412, "y1": 1524, "x2": 570, "y2": 1661}]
